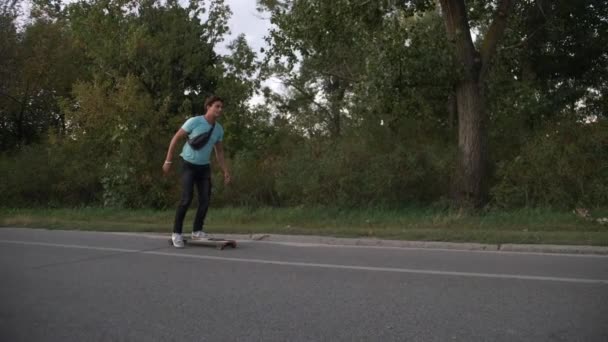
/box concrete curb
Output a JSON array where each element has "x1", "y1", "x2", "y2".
[
  {"x1": 187, "y1": 233, "x2": 608, "y2": 255},
  {"x1": 498, "y1": 243, "x2": 608, "y2": 255},
  {"x1": 7, "y1": 228, "x2": 608, "y2": 256},
  {"x1": 256, "y1": 234, "x2": 498, "y2": 251}
]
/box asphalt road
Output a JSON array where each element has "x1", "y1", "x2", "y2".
[{"x1": 1, "y1": 228, "x2": 607, "y2": 342}]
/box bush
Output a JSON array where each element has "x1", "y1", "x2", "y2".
[
  {"x1": 0, "y1": 139, "x2": 102, "y2": 207},
  {"x1": 491, "y1": 120, "x2": 608, "y2": 208},
  {"x1": 212, "y1": 150, "x2": 280, "y2": 207},
  {"x1": 210, "y1": 133, "x2": 455, "y2": 209}
]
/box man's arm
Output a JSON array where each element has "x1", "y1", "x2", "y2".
[
  {"x1": 214, "y1": 142, "x2": 231, "y2": 185},
  {"x1": 162, "y1": 128, "x2": 188, "y2": 175}
]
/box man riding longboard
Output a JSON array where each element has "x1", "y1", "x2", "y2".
[{"x1": 162, "y1": 95, "x2": 232, "y2": 248}]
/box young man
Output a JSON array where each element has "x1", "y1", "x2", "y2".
[{"x1": 162, "y1": 95, "x2": 231, "y2": 248}]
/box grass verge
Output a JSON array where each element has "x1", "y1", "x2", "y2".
[{"x1": 1, "y1": 206, "x2": 607, "y2": 246}]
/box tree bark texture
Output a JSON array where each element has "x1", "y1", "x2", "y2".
[{"x1": 439, "y1": 0, "x2": 514, "y2": 207}]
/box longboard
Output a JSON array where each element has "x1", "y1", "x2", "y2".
[{"x1": 168, "y1": 237, "x2": 237, "y2": 250}]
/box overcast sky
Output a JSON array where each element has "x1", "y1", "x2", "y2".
[
  {"x1": 217, "y1": 1, "x2": 270, "y2": 56},
  {"x1": 219, "y1": 1, "x2": 283, "y2": 104},
  {"x1": 181, "y1": 0, "x2": 283, "y2": 103}
]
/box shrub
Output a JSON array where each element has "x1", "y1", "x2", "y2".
[{"x1": 491, "y1": 120, "x2": 608, "y2": 208}]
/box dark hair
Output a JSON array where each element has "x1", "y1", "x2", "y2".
[{"x1": 204, "y1": 95, "x2": 224, "y2": 111}]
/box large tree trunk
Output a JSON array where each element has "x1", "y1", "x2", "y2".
[
  {"x1": 455, "y1": 80, "x2": 486, "y2": 205},
  {"x1": 439, "y1": 0, "x2": 514, "y2": 207},
  {"x1": 325, "y1": 76, "x2": 345, "y2": 138}
]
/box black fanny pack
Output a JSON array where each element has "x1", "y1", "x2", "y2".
[{"x1": 188, "y1": 124, "x2": 215, "y2": 150}]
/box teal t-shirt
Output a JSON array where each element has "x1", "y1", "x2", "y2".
[{"x1": 180, "y1": 116, "x2": 224, "y2": 165}]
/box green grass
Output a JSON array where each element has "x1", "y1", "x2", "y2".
[{"x1": 1, "y1": 206, "x2": 607, "y2": 246}]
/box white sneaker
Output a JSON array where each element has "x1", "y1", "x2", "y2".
[
  {"x1": 172, "y1": 233, "x2": 184, "y2": 248},
  {"x1": 191, "y1": 230, "x2": 209, "y2": 240}
]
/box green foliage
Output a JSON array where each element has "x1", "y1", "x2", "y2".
[
  {"x1": 213, "y1": 150, "x2": 280, "y2": 207},
  {"x1": 215, "y1": 34, "x2": 261, "y2": 155},
  {"x1": 66, "y1": 0, "x2": 223, "y2": 113},
  {"x1": 1, "y1": 0, "x2": 607, "y2": 211},
  {"x1": 0, "y1": 138, "x2": 101, "y2": 207},
  {"x1": 281, "y1": 139, "x2": 453, "y2": 207},
  {"x1": 492, "y1": 121, "x2": 608, "y2": 208},
  {"x1": 212, "y1": 133, "x2": 455, "y2": 208},
  {"x1": 0, "y1": 15, "x2": 87, "y2": 150},
  {"x1": 260, "y1": 1, "x2": 456, "y2": 138}
]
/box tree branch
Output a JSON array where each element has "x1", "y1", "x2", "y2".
[
  {"x1": 479, "y1": 0, "x2": 516, "y2": 80},
  {"x1": 438, "y1": 0, "x2": 478, "y2": 80},
  {"x1": 500, "y1": 23, "x2": 545, "y2": 51},
  {"x1": 317, "y1": 68, "x2": 361, "y2": 84},
  {"x1": 281, "y1": 77, "x2": 332, "y2": 116},
  {"x1": 0, "y1": 91, "x2": 23, "y2": 106}
]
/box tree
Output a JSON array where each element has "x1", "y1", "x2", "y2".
[
  {"x1": 0, "y1": 8, "x2": 87, "y2": 151},
  {"x1": 215, "y1": 34, "x2": 261, "y2": 155},
  {"x1": 64, "y1": 0, "x2": 231, "y2": 207},
  {"x1": 0, "y1": 9, "x2": 20, "y2": 149},
  {"x1": 259, "y1": 0, "x2": 377, "y2": 138},
  {"x1": 511, "y1": 0, "x2": 608, "y2": 123},
  {"x1": 261, "y1": 0, "x2": 514, "y2": 206},
  {"x1": 438, "y1": 0, "x2": 515, "y2": 207}
]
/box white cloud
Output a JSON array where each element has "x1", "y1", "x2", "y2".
[
  {"x1": 217, "y1": 1, "x2": 271, "y2": 56},
  {"x1": 219, "y1": 1, "x2": 283, "y2": 107}
]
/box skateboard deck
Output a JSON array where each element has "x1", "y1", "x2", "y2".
[{"x1": 168, "y1": 237, "x2": 237, "y2": 250}]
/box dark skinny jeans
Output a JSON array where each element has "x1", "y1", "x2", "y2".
[{"x1": 173, "y1": 161, "x2": 212, "y2": 234}]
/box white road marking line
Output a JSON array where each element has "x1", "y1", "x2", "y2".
[
  {"x1": 1, "y1": 239, "x2": 607, "y2": 284},
  {"x1": 110, "y1": 232, "x2": 608, "y2": 258},
  {"x1": 4, "y1": 228, "x2": 608, "y2": 257}
]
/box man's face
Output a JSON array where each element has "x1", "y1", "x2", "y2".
[{"x1": 207, "y1": 101, "x2": 224, "y2": 117}]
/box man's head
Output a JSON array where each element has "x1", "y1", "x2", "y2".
[{"x1": 204, "y1": 95, "x2": 224, "y2": 118}]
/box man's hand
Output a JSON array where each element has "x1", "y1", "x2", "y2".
[
  {"x1": 162, "y1": 162, "x2": 172, "y2": 175},
  {"x1": 214, "y1": 142, "x2": 231, "y2": 185}
]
